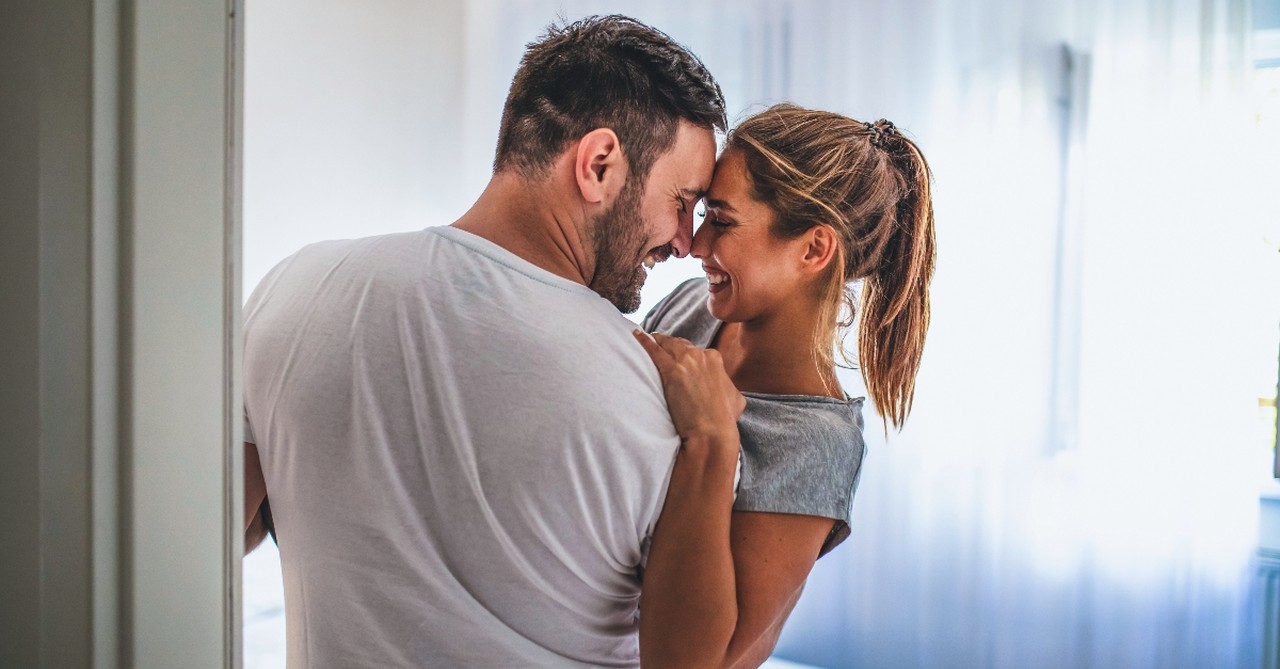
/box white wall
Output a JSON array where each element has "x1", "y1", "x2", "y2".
[{"x1": 243, "y1": 0, "x2": 466, "y2": 295}]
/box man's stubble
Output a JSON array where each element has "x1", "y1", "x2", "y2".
[{"x1": 588, "y1": 177, "x2": 658, "y2": 314}]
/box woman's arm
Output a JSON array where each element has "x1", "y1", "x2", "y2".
[
  {"x1": 632, "y1": 332, "x2": 833, "y2": 669},
  {"x1": 640, "y1": 429, "x2": 740, "y2": 668},
  {"x1": 633, "y1": 331, "x2": 742, "y2": 667},
  {"x1": 719, "y1": 511, "x2": 832, "y2": 668}
]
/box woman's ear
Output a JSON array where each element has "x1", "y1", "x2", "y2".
[
  {"x1": 574, "y1": 128, "x2": 626, "y2": 205},
  {"x1": 800, "y1": 225, "x2": 839, "y2": 274}
]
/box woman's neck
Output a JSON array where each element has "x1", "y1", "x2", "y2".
[{"x1": 712, "y1": 300, "x2": 841, "y2": 399}]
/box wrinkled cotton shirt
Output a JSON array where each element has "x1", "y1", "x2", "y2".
[{"x1": 243, "y1": 227, "x2": 680, "y2": 668}]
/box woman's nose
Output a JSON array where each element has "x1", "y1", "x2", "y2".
[{"x1": 690, "y1": 220, "x2": 711, "y2": 258}]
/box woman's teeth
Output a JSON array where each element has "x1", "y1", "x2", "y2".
[{"x1": 706, "y1": 271, "x2": 729, "y2": 285}]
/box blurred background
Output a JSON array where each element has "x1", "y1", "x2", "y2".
[{"x1": 242, "y1": 0, "x2": 1280, "y2": 667}]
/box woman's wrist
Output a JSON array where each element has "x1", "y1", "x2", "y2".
[{"x1": 679, "y1": 429, "x2": 741, "y2": 467}]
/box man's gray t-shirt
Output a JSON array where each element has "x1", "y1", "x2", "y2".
[
  {"x1": 243, "y1": 227, "x2": 680, "y2": 668},
  {"x1": 642, "y1": 278, "x2": 866, "y2": 555}
]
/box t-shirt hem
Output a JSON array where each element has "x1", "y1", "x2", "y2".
[{"x1": 730, "y1": 500, "x2": 850, "y2": 525}]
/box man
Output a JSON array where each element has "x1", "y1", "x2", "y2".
[{"x1": 242, "y1": 15, "x2": 725, "y2": 668}]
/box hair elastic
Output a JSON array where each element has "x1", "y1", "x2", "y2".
[{"x1": 866, "y1": 119, "x2": 897, "y2": 147}]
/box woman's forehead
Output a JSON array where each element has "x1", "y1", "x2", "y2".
[{"x1": 708, "y1": 150, "x2": 753, "y2": 202}]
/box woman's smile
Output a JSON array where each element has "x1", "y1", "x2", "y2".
[{"x1": 704, "y1": 265, "x2": 730, "y2": 291}]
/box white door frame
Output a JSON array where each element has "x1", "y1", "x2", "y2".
[{"x1": 0, "y1": 0, "x2": 243, "y2": 666}]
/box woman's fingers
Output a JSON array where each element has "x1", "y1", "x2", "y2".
[
  {"x1": 632, "y1": 330, "x2": 673, "y2": 372},
  {"x1": 650, "y1": 332, "x2": 685, "y2": 345},
  {"x1": 651, "y1": 332, "x2": 694, "y2": 355},
  {"x1": 633, "y1": 330, "x2": 744, "y2": 441},
  {"x1": 634, "y1": 331, "x2": 696, "y2": 364},
  {"x1": 652, "y1": 334, "x2": 708, "y2": 379}
]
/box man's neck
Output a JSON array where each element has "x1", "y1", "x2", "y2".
[{"x1": 451, "y1": 170, "x2": 595, "y2": 287}]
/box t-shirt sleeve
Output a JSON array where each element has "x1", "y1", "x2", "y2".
[
  {"x1": 733, "y1": 399, "x2": 866, "y2": 557},
  {"x1": 641, "y1": 277, "x2": 709, "y2": 335},
  {"x1": 640, "y1": 284, "x2": 680, "y2": 333}
]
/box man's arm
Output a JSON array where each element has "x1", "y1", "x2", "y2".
[{"x1": 244, "y1": 442, "x2": 268, "y2": 554}]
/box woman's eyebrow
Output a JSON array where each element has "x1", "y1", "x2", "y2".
[{"x1": 705, "y1": 198, "x2": 736, "y2": 213}]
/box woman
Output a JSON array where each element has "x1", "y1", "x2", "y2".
[{"x1": 633, "y1": 103, "x2": 935, "y2": 668}]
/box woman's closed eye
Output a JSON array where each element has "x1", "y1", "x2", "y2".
[{"x1": 704, "y1": 210, "x2": 733, "y2": 228}]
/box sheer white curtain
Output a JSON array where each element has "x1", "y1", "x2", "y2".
[
  {"x1": 482, "y1": 1, "x2": 1266, "y2": 667},
  {"x1": 759, "y1": 1, "x2": 1264, "y2": 667}
]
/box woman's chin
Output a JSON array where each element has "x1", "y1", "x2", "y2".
[{"x1": 705, "y1": 295, "x2": 734, "y2": 322}]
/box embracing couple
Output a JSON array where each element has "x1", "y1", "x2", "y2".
[{"x1": 242, "y1": 14, "x2": 934, "y2": 669}]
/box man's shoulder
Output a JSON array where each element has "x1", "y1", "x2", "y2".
[
  {"x1": 257, "y1": 230, "x2": 428, "y2": 281},
  {"x1": 513, "y1": 305, "x2": 665, "y2": 390}
]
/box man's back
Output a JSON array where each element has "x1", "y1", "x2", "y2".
[{"x1": 243, "y1": 227, "x2": 679, "y2": 668}]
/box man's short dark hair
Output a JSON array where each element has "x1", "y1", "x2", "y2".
[{"x1": 494, "y1": 15, "x2": 727, "y2": 181}]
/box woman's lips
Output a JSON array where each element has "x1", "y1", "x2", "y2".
[{"x1": 705, "y1": 267, "x2": 730, "y2": 293}]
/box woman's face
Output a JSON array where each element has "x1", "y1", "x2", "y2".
[{"x1": 692, "y1": 150, "x2": 811, "y2": 323}]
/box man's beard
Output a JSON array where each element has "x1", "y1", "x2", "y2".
[{"x1": 588, "y1": 179, "x2": 669, "y2": 313}]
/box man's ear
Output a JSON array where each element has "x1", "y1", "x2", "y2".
[
  {"x1": 574, "y1": 128, "x2": 627, "y2": 205},
  {"x1": 800, "y1": 225, "x2": 839, "y2": 274}
]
